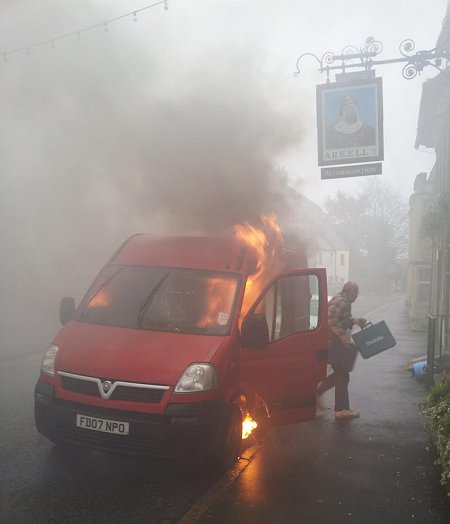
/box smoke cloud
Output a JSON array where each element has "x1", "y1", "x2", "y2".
[{"x1": 0, "y1": 2, "x2": 308, "y2": 355}]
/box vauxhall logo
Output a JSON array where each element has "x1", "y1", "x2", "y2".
[
  {"x1": 100, "y1": 380, "x2": 114, "y2": 399},
  {"x1": 102, "y1": 380, "x2": 112, "y2": 393}
]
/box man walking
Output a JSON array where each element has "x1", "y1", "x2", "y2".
[{"x1": 317, "y1": 281, "x2": 366, "y2": 420}]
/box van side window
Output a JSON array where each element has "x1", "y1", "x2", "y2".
[{"x1": 254, "y1": 274, "x2": 320, "y2": 342}]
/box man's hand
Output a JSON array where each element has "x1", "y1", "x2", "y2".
[
  {"x1": 339, "y1": 334, "x2": 354, "y2": 347},
  {"x1": 355, "y1": 318, "x2": 367, "y2": 328}
]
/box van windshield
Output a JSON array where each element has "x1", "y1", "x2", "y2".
[{"x1": 77, "y1": 265, "x2": 240, "y2": 336}]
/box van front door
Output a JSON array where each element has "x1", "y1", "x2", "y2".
[{"x1": 239, "y1": 269, "x2": 328, "y2": 426}]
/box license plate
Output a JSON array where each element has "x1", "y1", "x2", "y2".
[{"x1": 76, "y1": 414, "x2": 129, "y2": 435}]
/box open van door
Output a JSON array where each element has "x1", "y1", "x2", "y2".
[{"x1": 239, "y1": 268, "x2": 328, "y2": 426}]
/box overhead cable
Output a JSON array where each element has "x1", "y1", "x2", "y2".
[{"x1": 1, "y1": 0, "x2": 170, "y2": 61}]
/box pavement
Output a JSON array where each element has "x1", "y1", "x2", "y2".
[{"x1": 190, "y1": 296, "x2": 450, "y2": 524}]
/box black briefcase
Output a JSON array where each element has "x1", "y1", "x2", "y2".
[{"x1": 352, "y1": 321, "x2": 396, "y2": 359}]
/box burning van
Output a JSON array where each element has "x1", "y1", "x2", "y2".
[{"x1": 34, "y1": 226, "x2": 329, "y2": 469}]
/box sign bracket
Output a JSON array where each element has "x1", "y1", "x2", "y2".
[{"x1": 295, "y1": 37, "x2": 449, "y2": 82}]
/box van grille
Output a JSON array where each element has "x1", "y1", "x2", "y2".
[{"x1": 60, "y1": 375, "x2": 166, "y2": 403}]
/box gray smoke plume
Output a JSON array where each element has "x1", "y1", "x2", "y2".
[{"x1": 0, "y1": 3, "x2": 309, "y2": 356}]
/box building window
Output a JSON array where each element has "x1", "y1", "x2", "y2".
[
  {"x1": 418, "y1": 269, "x2": 431, "y2": 281},
  {"x1": 417, "y1": 266, "x2": 431, "y2": 302},
  {"x1": 419, "y1": 283, "x2": 431, "y2": 301},
  {"x1": 340, "y1": 254, "x2": 345, "y2": 265}
]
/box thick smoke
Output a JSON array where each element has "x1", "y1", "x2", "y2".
[{"x1": 0, "y1": 3, "x2": 308, "y2": 356}]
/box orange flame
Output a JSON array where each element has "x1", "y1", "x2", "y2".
[
  {"x1": 196, "y1": 278, "x2": 236, "y2": 328},
  {"x1": 88, "y1": 290, "x2": 109, "y2": 308},
  {"x1": 242, "y1": 414, "x2": 258, "y2": 439},
  {"x1": 234, "y1": 213, "x2": 283, "y2": 318}
]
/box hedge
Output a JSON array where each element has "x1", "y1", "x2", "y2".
[{"x1": 420, "y1": 379, "x2": 450, "y2": 496}]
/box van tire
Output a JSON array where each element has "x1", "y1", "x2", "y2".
[
  {"x1": 207, "y1": 405, "x2": 242, "y2": 472},
  {"x1": 253, "y1": 412, "x2": 270, "y2": 444}
]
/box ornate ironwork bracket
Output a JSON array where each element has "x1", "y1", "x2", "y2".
[{"x1": 295, "y1": 37, "x2": 449, "y2": 81}]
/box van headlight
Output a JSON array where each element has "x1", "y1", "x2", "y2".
[
  {"x1": 174, "y1": 363, "x2": 217, "y2": 393},
  {"x1": 41, "y1": 344, "x2": 59, "y2": 376}
]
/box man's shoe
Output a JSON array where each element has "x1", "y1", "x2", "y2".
[{"x1": 335, "y1": 409, "x2": 360, "y2": 420}]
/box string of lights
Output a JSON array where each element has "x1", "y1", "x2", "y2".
[{"x1": 1, "y1": 0, "x2": 170, "y2": 62}]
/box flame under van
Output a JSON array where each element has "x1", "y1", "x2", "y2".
[{"x1": 34, "y1": 235, "x2": 329, "y2": 469}]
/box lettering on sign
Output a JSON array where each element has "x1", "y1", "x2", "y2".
[
  {"x1": 365, "y1": 336, "x2": 384, "y2": 346},
  {"x1": 321, "y1": 162, "x2": 382, "y2": 180}
]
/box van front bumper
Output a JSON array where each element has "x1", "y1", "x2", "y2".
[{"x1": 34, "y1": 379, "x2": 227, "y2": 456}]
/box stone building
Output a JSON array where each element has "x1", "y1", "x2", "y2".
[
  {"x1": 406, "y1": 172, "x2": 433, "y2": 329},
  {"x1": 273, "y1": 181, "x2": 350, "y2": 296},
  {"x1": 414, "y1": 3, "x2": 450, "y2": 350},
  {"x1": 308, "y1": 226, "x2": 350, "y2": 297}
]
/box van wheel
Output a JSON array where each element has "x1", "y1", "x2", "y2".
[
  {"x1": 208, "y1": 405, "x2": 242, "y2": 472},
  {"x1": 253, "y1": 411, "x2": 270, "y2": 444}
]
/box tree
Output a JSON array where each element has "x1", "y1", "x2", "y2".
[{"x1": 324, "y1": 179, "x2": 409, "y2": 293}]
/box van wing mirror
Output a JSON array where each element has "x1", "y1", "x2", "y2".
[
  {"x1": 241, "y1": 314, "x2": 269, "y2": 349},
  {"x1": 60, "y1": 297, "x2": 76, "y2": 325}
]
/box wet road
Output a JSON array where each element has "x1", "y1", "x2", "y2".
[{"x1": 1, "y1": 295, "x2": 449, "y2": 523}]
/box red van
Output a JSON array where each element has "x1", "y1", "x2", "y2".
[{"x1": 35, "y1": 234, "x2": 328, "y2": 468}]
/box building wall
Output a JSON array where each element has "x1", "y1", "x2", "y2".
[
  {"x1": 406, "y1": 173, "x2": 433, "y2": 330},
  {"x1": 309, "y1": 248, "x2": 349, "y2": 297},
  {"x1": 412, "y1": 6, "x2": 450, "y2": 348},
  {"x1": 429, "y1": 98, "x2": 450, "y2": 355}
]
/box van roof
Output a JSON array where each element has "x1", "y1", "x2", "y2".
[{"x1": 110, "y1": 234, "x2": 253, "y2": 274}]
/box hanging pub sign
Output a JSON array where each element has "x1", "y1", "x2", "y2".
[{"x1": 316, "y1": 77, "x2": 384, "y2": 178}]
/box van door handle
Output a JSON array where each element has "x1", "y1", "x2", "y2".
[{"x1": 316, "y1": 348, "x2": 328, "y2": 361}]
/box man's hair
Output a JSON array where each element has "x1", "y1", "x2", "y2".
[{"x1": 342, "y1": 281, "x2": 359, "y2": 295}]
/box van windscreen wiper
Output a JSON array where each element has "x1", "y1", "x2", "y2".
[{"x1": 137, "y1": 272, "x2": 170, "y2": 328}]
